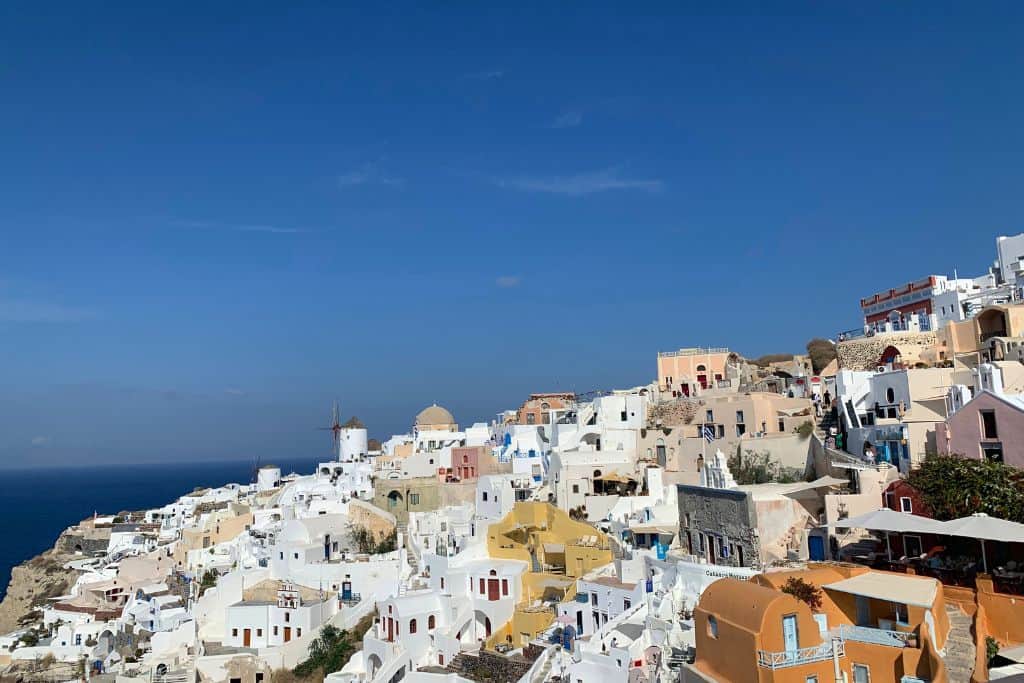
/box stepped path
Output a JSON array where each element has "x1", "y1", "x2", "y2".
[{"x1": 941, "y1": 603, "x2": 976, "y2": 683}]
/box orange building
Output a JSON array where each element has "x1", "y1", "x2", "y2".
[
  {"x1": 657, "y1": 347, "x2": 732, "y2": 396},
  {"x1": 688, "y1": 565, "x2": 950, "y2": 683},
  {"x1": 514, "y1": 392, "x2": 574, "y2": 425}
]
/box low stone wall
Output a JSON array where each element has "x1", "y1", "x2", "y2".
[
  {"x1": 837, "y1": 332, "x2": 937, "y2": 370},
  {"x1": 447, "y1": 649, "x2": 536, "y2": 683}
]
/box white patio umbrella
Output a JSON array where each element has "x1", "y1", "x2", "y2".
[
  {"x1": 821, "y1": 508, "x2": 946, "y2": 560},
  {"x1": 938, "y1": 513, "x2": 1024, "y2": 573}
]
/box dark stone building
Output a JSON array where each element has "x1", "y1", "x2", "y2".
[{"x1": 676, "y1": 484, "x2": 760, "y2": 568}]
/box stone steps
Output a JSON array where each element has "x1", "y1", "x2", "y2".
[{"x1": 942, "y1": 604, "x2": 976, "y2": 683}]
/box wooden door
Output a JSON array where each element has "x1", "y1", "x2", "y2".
[
  {"x1": 284, "y1": 627, "x2": 292, "y2": 643},
  {"x1": 487, "y1": 579, "x2": 500, "y2": 601},
  {"x1": 243, "y1": 629, "x2": 251, "y2": 647}
]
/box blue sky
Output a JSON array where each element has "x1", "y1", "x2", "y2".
[{"x1": 2, "y1": 2, "x2": 1023, "y2": 467}]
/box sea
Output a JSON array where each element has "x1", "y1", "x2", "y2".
[{"x1": 0, "y1": 457, "x2": 321, "y2": 602}]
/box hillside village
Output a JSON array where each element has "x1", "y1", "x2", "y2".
[{"x1": 7, "y1": 233, "x2": 1024, "y2": 683}]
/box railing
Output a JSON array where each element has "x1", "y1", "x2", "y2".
[
  {"x1": 757, "y1": 640, "x2": 843, "y2": 669},
  {"x1": 658, "y1": 347, "x2": 729, "y2": 357},
  {"x1": 835, "y1": 624, "x2": 913, "y2": 648}
]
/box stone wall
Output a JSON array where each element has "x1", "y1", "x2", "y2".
[
  {"x1": 676, "y1": 485, "x2": 760, "y2": 569},
  {"x1": 836, "y1": 332, "x2": 936, "y2": 371},
  {"x1": 447, "y1": 649, "x2": 537, "y2": 682}
]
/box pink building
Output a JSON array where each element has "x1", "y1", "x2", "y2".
[{"x1": 938, "y1": 390, "x2": 1024, "y2": 467}]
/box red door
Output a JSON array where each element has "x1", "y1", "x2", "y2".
[
  {"x1": 243, "y1": 629, "x2": 251, "y2": 647},
  {"x1": 487, "y1": 579, "x2": 500, "y2": 601},
  {"x1": 284, "y1": 627, "x2": 292, "y2": 643},
  {"x1": 387, "y1": 618, "x2": 393, "y2": 641}
]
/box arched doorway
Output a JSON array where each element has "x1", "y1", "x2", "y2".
[
  {"x1": 367, "y1": 653, "x2": 382, "y2": 676},
  {"x1": 696, "y1": 364, "x2": 708, "y2": 389},
  {"x1": 474, "y1": 610, "x2": 492, "y2": 640},
  {"x1": 386, "y1": 490, "x2": 403, "y2": 510}
]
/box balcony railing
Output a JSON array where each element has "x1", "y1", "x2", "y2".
[
  {"x1": 757, "y1": 640, "x2": 843, "y2": 669},
  {"x1": 835, "y1": 624, "x2": 913, "y2": 648}
]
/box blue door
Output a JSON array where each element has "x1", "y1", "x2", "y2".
[{"x1": 808, "y1": 535, "x2": 826, "y2": 561}]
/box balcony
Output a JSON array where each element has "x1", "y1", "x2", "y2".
[
  {"x1": 757, "y1": 640, "x2": 844, "y2": 669},
  {"x1": 834, "y1": 624, "x2": 914, "y2": 648}
]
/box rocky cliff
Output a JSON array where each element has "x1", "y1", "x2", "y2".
[{"x1": 0, "y1": 541, "x2": 80, "y2": 634}]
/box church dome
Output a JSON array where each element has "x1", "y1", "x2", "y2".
[{"x1": 415, "y1": 403, "x2": 455, "y2": 427}]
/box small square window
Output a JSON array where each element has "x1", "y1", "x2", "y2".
[{"x1": 899, "y1": 497, "x2": 913, "y2": 513}]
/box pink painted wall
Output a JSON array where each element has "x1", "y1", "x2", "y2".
[{"x1": 938, "y1": 391, "x2": 1024, "y2": 469}]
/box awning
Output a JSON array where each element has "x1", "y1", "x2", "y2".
[
  {"x1": 628, "y1": 524, "x2": 676, "y2": 535},
  {"x1": 820, "y1": 508, "x2": 946, "y2": 534},
  {"x1": 824, "y1": 572, "x2": 938, "y2": 608},
  {"x1": 595, "y1": 472, "x2": 633, "y2": 483}
]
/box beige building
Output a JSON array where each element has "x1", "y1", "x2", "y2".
[{"x1": 173, "y1": 503, "x2": 253, "y2": 569}]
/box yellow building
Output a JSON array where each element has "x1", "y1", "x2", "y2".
[{"x1": 484, "y1": 502, "x2": 613, "y2": 648}]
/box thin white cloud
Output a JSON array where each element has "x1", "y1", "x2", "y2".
[
  {"x1": 171, "y1": 219, "x2": 307, "y2": 234},
  {"x1": 337, "y1": 162, "x2": 404, "y2": 188},
  {"x1": 465, "y1": 69, "x2": 505, "y2": 81},
  {"x1": 495, "y1": 276, "x2": 521, "y2": 288},
  {"x1": 494, "y1": 168, "x2": 664, "y2": 196},
  {"x1": 549, "y1": 110, "x2": 583, "y2": 129},
  {"x1": 31, "y1": 436, "x2": 52, "y2": 446},
  {"x1": 0, "y1": 300, "x2": 97, "y2": 323}
]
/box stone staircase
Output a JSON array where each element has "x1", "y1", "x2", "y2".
[{"x1": 942, "y1": 604, "x2": 976, "y2": 683}]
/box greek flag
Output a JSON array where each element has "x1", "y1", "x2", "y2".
[{"x1": 702, "y1": 425, "x2": 715, "y2": 443}]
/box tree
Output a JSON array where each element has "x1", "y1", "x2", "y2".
[
  {"x1": 293, "y1": 625, "x2": 356, "y2": 679},
  {"x1": 199, "y1": 569, "x2": 218, "y2": 595},
  {"x1": 19, "y1": 631, "x2": 39, "y2": 647},
  {"x1": 806, "y1": 338, "x2": 837, "y2": 375},
  {"x1": 728, "y1": 450, "x2": 779, "y2": 485},
  {"x1": 751, "y1": 353, "x2": 794, "y2": 368},
  {"x1": 907, "y1": 454, "x2": 1024, "y2": 522},
  {"x1": 781, "y1": 577, "x2": 823, "y2": 610}
]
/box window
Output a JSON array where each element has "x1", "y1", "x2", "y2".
[
  {"x1": 623, "y1": 598, "x2": 631, "y2": 610},
  {"x1": 736, "y1": 423, "x2": 745, "y2": 437},
  {"x1": 297, "y1": 628, "x2": 302, "y2": 637},
  {"x1": 981, "y1": 410, "x2": 999, "y2": 439},
  {"x1": 705, "y1": 410, "x2": 714, "y2": 422},
  {"x1": 502, "y1": 579, "x2": 509, "y2": 595},
  {"x1": 778, "y1": 419, "x2": 785, "y2": 432},
  {"x1": 429, "y1": 615, "x2": 436, "y2": 629},
  {"x1": 279, "y1": 552, "x2": 284, "y2": 560},
  {"x1": 273, "y1": 626, "x2": 278, "y2": 636},
  {"x1": 885, "y1": 387, "x2": 896, "y2": 404},
  {"x1": 735, "y1": 410, "x2": 744, "y2": 423},
  {"x1": 480, "y1": 578, "x2": 485, "y2": 594},
  {"x1": 982, "y1": 443, "x2": 1004, "y2": 462},
  {"x1": 620, "y1": 410, "x2": 628, "y2": 421},
  {"x1": 717, "y1": 425, "x2": 725, "y2": 438},
  {"x1": 256, "y1": 628, "x2": 263, "y2": 637},
  {"x1": 293, "y1": 553, "x2": 299, "y2": 560},
  {"x1": 899, "y1": 497, "x2": 913, "y2": 513},
  {"x1": 440, "y1": 578, "x2": 445, "y2": 590},
  {"x1": 410, "y1": 493, "x2": 421, "y2": 505},
  {"x1": 894, "y1": 602, "x2": 909, "y2": 624},
  {"x1": 707, "y1": 615, "x2": 718, "y2": 638},
  {"x1": 807, "y1": 677, "x2": 819, "y2": 683},
  {"x1": 256, "y1": 675, "x2": 264, "y2": 683},
  {"x1": 591, "y1": 592, "x2": 598, "y2": 606},
  {"x1": 232, "y1": 628, "x2": 239, "y2": 637},
  {"x1": 409, "y1": 619, "x2": 417, "y2": 634},
  {"x1": 527, "y1": 413, "x2": 536, "y2": 425},
  {"x1": 284, "y1": 613, "x2": 290, "y2": 623},
  {"x1": 482, "y1": 491, "x2": 488, "y2": 502},
  {"x1": 572, "y1": 484, "x2": 579, "y2": 494},
  {"x1": 853, "y1": 663, "x2": 870, "y2": 683}
]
